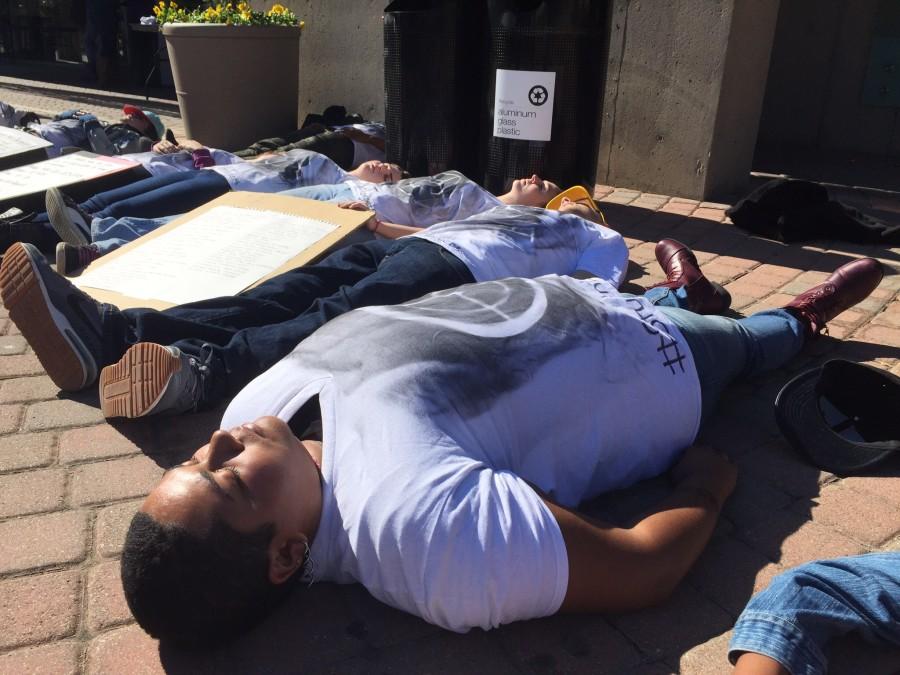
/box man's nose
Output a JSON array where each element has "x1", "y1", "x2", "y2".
[{"x1": 206, "y1": 430, "x2": 243, "y2": 468}]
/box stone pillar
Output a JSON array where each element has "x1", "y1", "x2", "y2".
[
  {"x1": 596, "y1": 0, "x2": 780, "y2": 200},
  {"x1": 285, "y1": 0, "x2": 385, "y2": 122}
]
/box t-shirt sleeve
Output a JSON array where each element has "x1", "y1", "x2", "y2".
[
  {"x1": 575, "y1": 222, "x2": 629, "y2": 288},
  {"x1": 393, "y1": 467, "x2": 569, "y2": 633}
]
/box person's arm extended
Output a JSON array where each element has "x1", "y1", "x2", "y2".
[
  {"x1": 338, "y1": 201, "x2": 423, "y2": 239},
  {"x1": 543, "y1": 445, "x2": 736, "y2": 613},
  {"x1": 368, "y1": 218, "x2": 421, "y2": 239},
  {"x1": 733, "y1": 653, "x2": 790, "y2": 675}
]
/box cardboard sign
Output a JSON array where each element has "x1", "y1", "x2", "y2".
[
  {"x1": 0, "y1": 127, "x2": 52, "y2": 159},
  {"x1": 493, "y1": 69, "x2": 556, "y2": 141},
  {"x1": 0, "y1": 152, "x2": 139, "y2": 202},
  {"x1": 75, "y1": 191, "x2": 373, "y2": 310}
]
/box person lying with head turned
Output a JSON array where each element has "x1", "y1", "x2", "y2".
[
  {"x1": 283, "y1": 171, "x2": 561, "y2": 238},
  {"x1": 49, "y1": 171, "x2": 562, "y2": 274},
  {"x1": 111, "y1": 248, "x2": 882, "y2": 646},
  {"x1": 0, "y1": 101, "x2": 165, "y2": 157},
  {"x1": 0, "y1": 191, "x2": 629, "y2": 416},
  {"x1": 730, "y1": 552, "x2": 900, "y2": 675}
]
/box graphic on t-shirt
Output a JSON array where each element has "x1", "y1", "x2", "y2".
[{"x1": 298, "y1": 276, "x2": 690, "y2": 421}]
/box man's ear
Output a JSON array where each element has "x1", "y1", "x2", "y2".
[{"x1": 268, "y1": 534, "x2": 307, "y2": 585}]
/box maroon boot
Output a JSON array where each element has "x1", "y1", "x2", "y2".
[
  {"x1": 650, "y1": 238, "x2": 732, "y2": 314},
  {"x1": 784, "y1": 257, "x2": 883, "y2": 336}
]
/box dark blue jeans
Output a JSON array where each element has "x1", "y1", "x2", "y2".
[
  {"x1": 81, "y1": 170, "x2": 231, "y2": 220},
  {"x1": 99, "y1": 238, "x2": 475, "y2": 406},
  {"x1": 35, "y1": 171, "x2": 232, "y2": 234}
]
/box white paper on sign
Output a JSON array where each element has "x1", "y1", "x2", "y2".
[
  {"x1": 73, "y1": 206, "x2": 338, "y2": 305},
  {"x1": 0, "y1": 152, "x2": 138, "y2": 201},
  {"x1": 0, "y1": 127, "x2": 52, "y2": 158},
  {"x1": 493, "y1": 69, "x2": 556, "y2": 142}
]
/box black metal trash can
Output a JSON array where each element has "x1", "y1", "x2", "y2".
[
  {"x1": 482, "y1": 0, "x2": 608, "y2": 193},
  {"x1": 383, "y1": 0, "x2": 487, "y2": 178}
]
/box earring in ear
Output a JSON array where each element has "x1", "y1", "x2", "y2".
[{"x1": 299, "y1": 541, "x2": 316, "y2": 587}]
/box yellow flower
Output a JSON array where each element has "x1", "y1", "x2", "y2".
[{"x1": 299, "y1": 19, "x2": 305, "y2": 28}]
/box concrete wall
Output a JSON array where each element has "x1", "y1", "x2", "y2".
[
  {"x1": 757, "y1": 0, "x2": 899, "y2": 157},
  {"x1": 279, "y1": 1, "x2": 385, "y2": 122},
  {"x1": 596, "y1": 0, "x2": 779, "y2": 200},
  {"x1": 276, "y1": 0, "x2": 780, "y2": 200}
]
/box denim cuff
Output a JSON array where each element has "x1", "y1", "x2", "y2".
[{"x1": 728, "y1": 611, "x2": 828, "y2": 675}]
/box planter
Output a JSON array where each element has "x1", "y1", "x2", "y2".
[{"x1": 162, "y1": 23, "x2": 301, "y2": 151}]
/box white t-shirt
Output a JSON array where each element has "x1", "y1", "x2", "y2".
[
  {"x1": 123, "y1": 148, "x2": 242, "y2": 176},
  {"x1": 415, "y1": 204, "x2": 629, "y2": 287},
  {"x1": 348, "y1": 171, "x2": 502, "y2": 228},
  {"x1": 222, "y1": 275, "x2": 701, "y2": 633},
  {"x1": 209, "y1": 148, "x2": 350, "y2": 192}
]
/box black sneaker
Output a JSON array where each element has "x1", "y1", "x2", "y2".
[
  {"x1": 0, "y1": 243, "x2": 105, "y2": 390},
  {"x1": 100, "y1": 343, "x2": 209, "y2": 418},
  {"x1": 0, "y1": 208, "x2": 37, "y2": 225},
  {"x1": 45, "y1": 187, "x2": 90, "y2": 245},
  {"x1": 56, "y1": 242, "x2": 102, "y2": 276}
]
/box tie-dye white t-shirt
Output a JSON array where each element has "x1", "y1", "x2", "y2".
[
  {"x1": 415, "y1": 204, "x2": 629, "y2": 287},
  {"x1": 209, "y1": 148, "x2": 349, "y2": 191},
  {"x1": 222, "y1": 275, "x2": 701, "y2": 633},
  {"x1": 348, "y1": 170, "x2": 502, "y2": 227}
]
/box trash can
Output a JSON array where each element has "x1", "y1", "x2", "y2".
[
  {"x1": 383, "y1": 0, "x2": 487, "y2": 178},
  {"x1": 482, "y1": 0, "x2": 608, "y2": 193}
]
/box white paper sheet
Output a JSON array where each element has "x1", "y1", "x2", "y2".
[
  {"x1": 0, "y1": 152, "x2": 138, "y2": 201},
  {"x1": 74, "y1": 205, "x2": 338, "y2": 304},
  {"x1": 0, "y1": 127, "x2": 52, "y2": 158}
]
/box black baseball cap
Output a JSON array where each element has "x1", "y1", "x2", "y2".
[{"x1": 775, "y1": 360, "x2": 900, "y2": 475}]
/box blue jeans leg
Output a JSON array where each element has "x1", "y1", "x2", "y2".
[
  {"x1": 650, "y1": 300, "x2": 805, "y2": 423},
  {"x1": 279, "y1": 183, "x2": 355, "y2": 201},
  {"x1": 90, "y1": 214, "x2": 179, "y2": 253},
  {"x1": 79, "y1": 171, "x2": 201, "y2": 214},
  {"x1": 729, "y1": 553, "x2": 900, "y2": 675},
  {"x1": 84, "y1": 171, "x2": 231, "y2": 220}
]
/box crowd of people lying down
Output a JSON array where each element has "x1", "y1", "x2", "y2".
[{"x1": 0, "y1": 101, "x2": 897, "y2": 675}]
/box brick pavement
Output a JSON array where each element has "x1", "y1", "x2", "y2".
[{"x1": 1, "y1": 82, "x2": 900, "y2": 675}]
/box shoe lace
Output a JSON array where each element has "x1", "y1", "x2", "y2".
[{"x1": 181, "y1": 345, "x2": 215, "y2": 412}]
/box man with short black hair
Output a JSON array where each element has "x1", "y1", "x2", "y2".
[{"x1": 118, "y1": 251, "x2": 882, "y2": 646}]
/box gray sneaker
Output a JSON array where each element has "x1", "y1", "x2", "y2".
[
  {"x1": 0, "y1": 242, "x2": 104, "y2": 390},
  {"x1": 99, "y1": 343, "x2": 209, "y2": 418},
  {"x1": 45, "y1": 187, "x2": 90, "y2": 246}
]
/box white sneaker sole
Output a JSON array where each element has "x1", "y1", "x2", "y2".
[{"x1": 46, "y1": 189, "x2": 89, "y2": 246}]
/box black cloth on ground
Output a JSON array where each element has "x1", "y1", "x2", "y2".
[{"x1": 726, "y1": 179, "x2": 900, "y2": 245}]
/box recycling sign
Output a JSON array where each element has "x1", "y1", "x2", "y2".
[{"x1": 493, "y1": 69, "x2": 556, "y2": 141}]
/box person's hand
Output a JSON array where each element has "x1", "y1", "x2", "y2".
[
  {"x1": 178, "y1": 139, "x2": 204, "y2": 151},
  {"x1": 152, "y1": 139, "x2": 179, "y2": 154},
  {"x1": 337, "y1": 200, "x2": 370, "y2": 212},
  {"x1": 669, "y1": 445, "x2": 737, "y2": 508}
]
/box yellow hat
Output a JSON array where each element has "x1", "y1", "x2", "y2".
[{"x1": 545, "y1": 185, "x2": 606, "y2": 224}]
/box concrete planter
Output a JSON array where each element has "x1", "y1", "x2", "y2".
[{"x1": 162, "y1": 23, "x2": 301, "y2": 150}]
